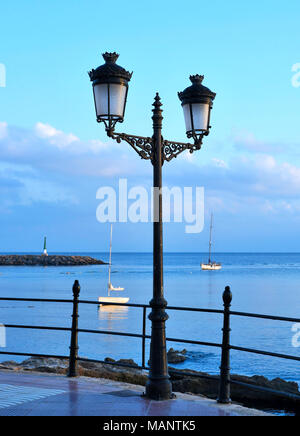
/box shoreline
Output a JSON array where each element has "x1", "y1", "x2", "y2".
[{"x1": 0, "y1": 357, "x2": 298, "y2": 414}]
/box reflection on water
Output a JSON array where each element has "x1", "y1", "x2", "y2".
[{"x1": 98, "y1": 305, "x2": 129, "y2": 321}]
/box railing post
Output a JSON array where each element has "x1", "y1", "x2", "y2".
[
  {"x1": 218, "y1": 286, "x2": 232, "y2": 404},
  {"x1": 68, "y1": 280, "x2": 80, "y2": 377},
  {"x1": 142, "y1": 307, "x2": 147, "y2": 368}
]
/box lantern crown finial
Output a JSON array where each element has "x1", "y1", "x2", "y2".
[
  {"x1": 178, "y1": 74, "x2": 216, "y2": 104},
  {"x1": 190, "y1": 74, "x2": 204, "y2": 84},
  {"x1": 102, "y1": 52, "x2": 119, "y2": 64},
  {"x1": 88, "y1": 51, "x2": 133, "y2": 83}
]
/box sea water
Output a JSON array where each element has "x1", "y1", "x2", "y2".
[{"x1": 0, "y1": 252, "x2": 299, "y2": 387}]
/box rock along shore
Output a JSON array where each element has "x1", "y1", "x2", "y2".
[
  {"x1": 0, "y1": 255, "x2": 106, "y2": 266},
  {"x1": 0, "y1": 357, "x2": 299, "y2": 413}
]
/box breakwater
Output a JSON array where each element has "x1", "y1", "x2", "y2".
[{"x1": 0, "y1": 255, "x2": 106, "y2": 266}]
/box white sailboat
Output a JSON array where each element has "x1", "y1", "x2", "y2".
[
  {"x1": 98, "y1": 225, "x2": 129, "y2": 305},
  {"x1": 201, "y1": 214, "x2": 222, "y2": 271}
]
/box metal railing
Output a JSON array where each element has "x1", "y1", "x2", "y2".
[{"x1": 0, "y1": 280, "x2": 299, "y2": 407}]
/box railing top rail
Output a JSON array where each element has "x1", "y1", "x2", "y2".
[
  {"x1": 79, "y1": 299, "x2": 150, "y2": 309},
  {"x1": 167, "y1": 306, "x2": 223, "y2": 314},
  {"x1": 80, "y1": 299, "x2": 224, "y2": 314},
  {"x1": 1, "y1": 296, "x2": 299, "y2": 323},
  {"x1": 230, "y1": 345, "x2": 300, "y2": 362},
  {"x1": 0, "y1": 351, "x2": 69, "y2": 360},
  {"x1": 77, "y1": 300, "x2": 300, "y2": 322},
  {"x1": 229, "y1": 310, "x2": 300, "y2": 324},
  {"x1": 0, "y1": 297, "x2": 73, "y2": 304},
  {"x1": 4, "y1": 324, "x2": 71, "y2": 332}
]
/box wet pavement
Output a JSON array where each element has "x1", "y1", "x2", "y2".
[{"x1": 0, "y1": 370, "x2": 271, "y2": 416}]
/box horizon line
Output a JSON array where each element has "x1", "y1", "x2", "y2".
[{"x1": 1, "y1": 251, "x2": 300, "y2": 255}]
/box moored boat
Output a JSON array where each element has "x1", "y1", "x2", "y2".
[
  {"x1": 99, "y1": 224, "x2": 129, "y2": 306},
  {"x1": 201, "y1": 214, "x2": 222, "y2": 271}
]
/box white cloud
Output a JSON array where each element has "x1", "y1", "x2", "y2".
[
  {"x1": 173, "y1": 150, "x2": 300, "y2": 216},
  {"x1": 0, "y1": 122, "x2": 147, "y2": 179},
  {"x1": 35, "y1": 122, "x2": 79, "y2": 148},
  {"x1": 248, "y1": 154, "x2": 300, "y2": 197},
  {"x1": 0, "y1": 121, "x2": 153, "y2": 211},
  {"x1": 1, "y1": 121, "x2": 300, "y2": 218},
  {"x1": 211, "y1": 158, "x2": 228, "y2": 168}
]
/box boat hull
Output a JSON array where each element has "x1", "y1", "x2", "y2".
[
  {"x1": 201, "y1": 263, "x2": 222, "y2": 271},
  {"x1": 98, "y1": 296, "x2": 129, "y2": 305}
]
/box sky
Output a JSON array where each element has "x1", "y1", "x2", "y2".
[{"x1": 0, "y1": 0, "x2": 300, "y2": 252}]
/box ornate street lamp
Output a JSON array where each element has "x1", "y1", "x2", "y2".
[
  {"x1": 89, "y1": 52, "x2": 216, "y2": 401},
  {"x1": 178, "y1": 74, "x2": 216, "y2": 145},
  {"x1": 89, "y1": 52, "x2": 132, "y2": 136}
]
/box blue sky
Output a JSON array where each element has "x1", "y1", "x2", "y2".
[{"x1": 0, "y1": 0, "x2": 300, "y2": 252}]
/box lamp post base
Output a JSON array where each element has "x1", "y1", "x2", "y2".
[{"x1": 145, "y1": 378, "x2": 174, "y2": 401}]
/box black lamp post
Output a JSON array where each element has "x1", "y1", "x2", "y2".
[{"x1": 89, "y1": 52, "x2": 216, "y2": 401}]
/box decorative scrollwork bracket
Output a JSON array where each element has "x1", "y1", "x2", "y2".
[
  {"x1": 106, "y1": 131, "x2": 203, "y2": 165},
  {"x1": 107, "y1": 131, "x2": 154, "y2": 161},
  {"x1": 162, "y1": 138, "x2": 202, "y2": 163}
]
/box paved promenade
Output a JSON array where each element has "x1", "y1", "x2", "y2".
[{"x1": 0, "y1": 370, "x2": 270, "y2": 416}]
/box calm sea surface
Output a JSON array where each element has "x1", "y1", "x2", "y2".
[{"x1": 0, "y1": 252, "x2": 299, "y2": 387}]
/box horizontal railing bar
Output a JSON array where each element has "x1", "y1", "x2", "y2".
[
  {"x1": 0, "y1": 351, "x2": 69, "y2": 359},
  {"x1": 79, "y1": 301, "x2": 300, "y2": 323},
  {"x1": 168, "y1": 369, "x2": 220, "y2": 382},
  {"x1": 230, "y1": 311, "x2": 300, "y2": 323},
  {"x1": 1, "y1": 297, "x2": 298, "y2": 324},
  {"x1": 166, "y1": 337, "x2": 222, "y2": 348},
  {"x1": 80, "y1": 300, "x2": 224, "y2": 314},
  {"x1": 79, "y1": 299, "x2": 149, "y2": 308},
  {"x1": 77, "y1": 328, "x2": 150, "y2": 340},
  {"x1": 230, "y1": 345, "x2": 300, "y2": 361},
  {"x1": 3, "y1": 324, "x2": 71, "y2": 332},
  {"x1": 0, "y1": 297, "x2": 73, "y2": 304},
  {"x1": 230, "y1": 379, "x2": 300, "y2": 401},
  {"x1": 77, "y1": 328, "x2": 221, "y2": 348},
  {"x1": 167, "y1": 306, "x2": 223, "y2": 315}
]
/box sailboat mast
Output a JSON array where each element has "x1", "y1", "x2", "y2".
[
  {"x1": 208, "y1": 214, "x2": 213, "y2": 264},
  {"x1": 108, "y1": 224, "x2": 113, "y2": 295}
]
